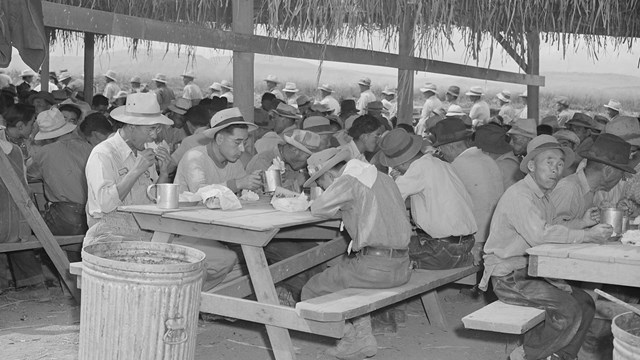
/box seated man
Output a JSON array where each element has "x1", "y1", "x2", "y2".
[
  {"x1": 379, "y1": 128, "x2": 478, "y2": 270},
  {"x1": 78, "y1": 112, "x2": 114, "y2": 147},
  {"x1": 254, "y1": 103, "x2": 300, "y2": 154},
  {"x1": 301, "y1": 148, "x2": 412, "y2": 360},
  {"x1": 481, "y1": 135, "x2": 612, "y2": 360}
]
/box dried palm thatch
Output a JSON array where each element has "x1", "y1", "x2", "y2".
[{"x1": 47, "y1": 0, "x2": 640, "y2": 61}]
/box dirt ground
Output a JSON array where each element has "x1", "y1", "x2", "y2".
[{"x1": 0, "y1": 283, "x2": 517, "y2": 360}]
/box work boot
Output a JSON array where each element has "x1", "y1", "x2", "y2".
[
  {"x1": 326, "y1": 323, "x2": 356, "y2": 357},
  {"x1": 371, "y1": 308, "x2": 398, "y2": 335},
  {"x1": 331, "y1": 316, "x2": 377, "y2": 360}
]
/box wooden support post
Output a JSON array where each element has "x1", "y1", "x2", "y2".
[
  {"x1": 397, "y1": 4, "x2": 415, "y2": 125},
  {"x1": 526, "y1": 32, "x2": 540, "y2": 123},
  {"x1": 41, "y1": 28, "x2": 51, "y2": 92},
  {"x1": 232, "y1": 0, "x2": 254, "y2": 124},
  {"x1": 492, "y1": 32, "x2": 528, "y2": 73},
  {"x1": 84, "y1": 32, "x2": 94, "y2": 100}
]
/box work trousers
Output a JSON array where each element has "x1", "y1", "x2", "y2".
[
  {"x1": 301, "y1": 252, "x2": 411, "y2": 301},
  {"x1": 264, "y1": 240, "x2": 324, "y2": 301},
  {"x1": 409, "y1": 231, "x2": 474, "y2": 270},
  {"x1": 44, "y1": 202, "x2": 88, "y2": 236},
  {"x1": 492, "y1": 268, "x2": 595, "y2": 360}
]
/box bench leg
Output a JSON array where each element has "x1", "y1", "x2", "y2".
[
  {"x1": 421, "y1": 290, "x2": 448, "y2": 331},
  {"x1": 151, "y1": 231, "x2": 172, "y2": 243}
]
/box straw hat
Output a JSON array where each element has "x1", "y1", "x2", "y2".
[
  {"x1": 303, "y1": 148, "x2": 352, "y2": 187},
  {"x1": 378, "y1": 128, "x2": 424, "y2": 168},
  {"x1": 445, "y1": 105, "x2": 466, "y2": 117},
  {"x1": 273, "y1": 103, "x2": 301, "y2": 120},
  {"x1": 302, "y1": 116, "x2": 334, "y2": 135},
  {"x1": 497, "y1": 90, "x2": 511, "y2": 103},
  {"x1": 553, "y1": 130, "x2": 581, "y2": 147},
  {"x1": 357, "y1": 78, "x2": 371, "y2": 87},
  {"x1": 181, "y1": 70, "x2": 196, "y2": 79},
  {"x1": 507, "y1": 118, "x2": 537, "y2": 139},
  {"x1": 580, "y1": 133, "x2": 636, "y2": 173},
  {"x1": 520, "y1": 135, "x2": 575, "y2": 173},
  {"x1": 109, "y1": 93, "x2": 173, "y2": 126},
  {"x1": 20, "y1": 69, "x2": 36, "y2": 78},
  {"x1": 318, "y1": 84, "x2": 334, "y2": 93},
  {"x1": 264, "y1": 74, "x2": 280, "y2": 84},
  {"x1": 604, "y1": 100, "x2": 621, "y2": 112},
  {"x1": 167, "y1": 98, "x2": 192, "y2": 115},
  {"x1": 446, "y1": 86, "x2": 460, "y2": 97},
  {"x1": 103, "y1": 70, "x2": 117, "y2": 81},
  {"x1": 204, "y1": 107, "x2": 257, "y2": 138},
  {"x1": 419, "y1": 83, "x2": 437, "y2": 94},
  {"x1": 431, "y1": 118, "x2": 473, "y2": 147},
  {"x1": 282, "y1": 82, "x2": 299, "y2": 93},
  {"x1": 220, "y1": 80, "x2": 233, "y2": 91},
  {"x1": 465, "y1": 86, "x2": 484, "y2": 96},
  {"x1": 58, "y1": 71, "x2": 72, "y2": 82},
  {"x1": 209, "y1": 82, "x2": 222, "y2": 91},
  {"x1": 604, "y1": 116, "x2": 640, "y2": 147},
  {"x1": 284, "y1": 129, "x2": 322, "y2": 155},
  {"x1": 381, "y1": 86, "x2": 397, "y2": 96},
  {"x1": 152, "y1": 73, "x2": 167, "y2": 83},
  {"x1": 34, "y1": 108, "x2": 77, "y2": 141}
]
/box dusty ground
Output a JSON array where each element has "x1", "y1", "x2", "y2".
[{"x1": 0, "y1": 284, "x2": 515, "y2": 360}]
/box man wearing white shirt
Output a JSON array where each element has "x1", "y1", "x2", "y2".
[
  {"x1": 181, "y1": 70, "x2": 203, "y2": 106},
  {"x1": 355, "y1": 77, "x2": 376, "y2": 115},
  {"x1": 102, "y1": 70, "x2": 121, "y2": 102},
  {"x1": 264, "y1": 75, "x2": 285, "y2": 101},
  {"x1": 415, "y1": 83, "x2": 443, "y2": 136},
  {"x1": 317, "y1": 84, "x2": 340, "y2": 115}
]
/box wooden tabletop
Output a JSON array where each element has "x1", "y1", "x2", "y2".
[{"x1": 527, "y1": 243, "x2": 640, "y2": 265}]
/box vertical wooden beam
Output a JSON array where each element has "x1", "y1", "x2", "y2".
[
  {"x1": 41, "y1": 28, "x2": 51, "y2": 92},
  {"x1": 232, "y1": 0, "x2": 254, "y2": 124},
  {"x1": 526, "y1": 32, "x2": 540, "y2": 123},
  {"x1": 84, "y1": 32, "x2": 95, "y2": 100},
  {"x1": 397, "y1": 4, "x2": 415, "y2": 125}
]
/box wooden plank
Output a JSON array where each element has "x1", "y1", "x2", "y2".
[
  {"x1": 568, "y1": 244, "x2": 640, "y2": 264},
  {"x1": 42, "y1": 28, "x2": 50, "y2": 91},
  {"x1": 528, "y1": 255, "x2": 640, "y2": 287},
  {"x1": 0, "y1": 235, "x2": 84, "y2": 252},
  {"x1": 200, "y1": 292, "x2": 345, "y2": 338},
  {"x1": 215, "y1": 210, "x2": 327, "y2": 232},
  {"x1": 41, "y1": 2, "x2": 545, "y2": 87},
  {"x1": 396, "y1": 3, "x2": 415, "y2": 125},
  {"x1": 118, "y1": 204, "x2": 206, "y2": 216},
  {"x1": 275, "y1": 224, "x2": 339, "y2": 240},
  {"x1": 241, "y1": 245, "x2": 295, "y2": 360},
  {"x1": 492, "y1": 32, "x2": 528, "y2": 73},
  {"x1": 213, "y1": 236, "x2": 347, "y2": 298},
  {"x1": 462, "y1": 301, "x2": 545, "y2": 334},
  {"x1": 421, "y1": 290, "x2": 448, "y2": 331},
  {"x1": 526, "y1": 243, "x2": 594, "y2": 258},
  {"x1": 232, "y1": 0, "x2": 255, "y2": 124},
  {"x1": 150, "y1": 231, "x2": 172, "y2": 243},
  {"x1": 296, "y1": 266, "x2": 480, "y2": 322},
  {"x1": 0, "y1": 151, "x2": 80, "y2": 301},
  {"x1": 69, "y1": 262, "x2": 82, "y2": 289},
  {"x1": 84, "y1": 32, "x2": 94, "y2": 100},
  {"x1": 526, "y1": 31, "x2": 540, "y2": 122}
]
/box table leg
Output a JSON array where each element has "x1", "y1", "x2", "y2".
[
  {"x1": 242, "y1": 244, "x2": 296, "y2": 360},
  {"x1": 421, "y1": 290, "x2": 448, "y2": 331},
  {"x1": 151, "y1": 231, "x2": 172, "y2": 243}
]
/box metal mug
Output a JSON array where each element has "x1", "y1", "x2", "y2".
[
  {"x1": 262, "y1": 170, "x2": 282, "y2": 193},
  {"x1": 600, "y1": 207, "x2": 627, "y2": 236},
  {"x1": 146, "y1": 183, "x2": 180, "y2": 209}
]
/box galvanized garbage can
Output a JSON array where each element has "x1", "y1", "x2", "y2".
[
  {"x1": 612, "y1": 312, "x2": 640, "y2": 360},
  {"x1": 79, "y1": 241, "x2": 206, "y2": 360}
]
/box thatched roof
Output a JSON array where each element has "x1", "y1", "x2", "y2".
[{"x1": 47, "y1": 0, "x2": 640, "y2": 59}]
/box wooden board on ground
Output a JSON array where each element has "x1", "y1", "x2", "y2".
[{"x1": 462, "y1": 301, "x2": 545, "y2": 334}]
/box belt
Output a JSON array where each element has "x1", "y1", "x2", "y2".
[
  {"x1": 360, "y1": 246, "x2": 409, "y2": 258},
  {"x1": 415, "y1": 228, "x2": 474, "y2": 244}
]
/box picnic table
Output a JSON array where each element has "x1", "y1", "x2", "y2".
[
  {"x1": 527, "y1": 242, "x2": 640, "y2": 287},
  {"x1": 118, "y1": 199, "x2": 344, "y2": 360}
]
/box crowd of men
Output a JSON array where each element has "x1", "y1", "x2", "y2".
[{"x1": 1, "y1": 67, "x2": 639, "y2": 360}]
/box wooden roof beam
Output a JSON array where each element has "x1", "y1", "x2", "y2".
[{"x1": 492, "y1": 32, "x2": 528, "y2": 73}]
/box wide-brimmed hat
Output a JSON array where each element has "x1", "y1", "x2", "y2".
[
  {"x1": 465, "y1": 86, "x2": 484, "y2": 97},
  {"x1": 553, "y1": 129, "x2": 581, "y2": 146},
  {"x1": 381, "y1": 86, "x2": 397, "y2": 96},
  {"x1": 209, "y1": 82, "x2": 222, "y2": 91},
  {"x1": 473, "y1": 123, "x2": 512, "y2": 155},
  {"x1": 378, "y1": 128, "x2": 424, "y2": 168},
  {"x1": 152, "y1": 73, "x2": 167, "y2": 83},
  {"x1": 20, "y1": 69, "x2": 36, "y2": 78},
  {"x1": 109, "y1": 92, "x2": 173, "y2": 126},
  {"x1": 103, "y1": 70, "x2": 117, "y2": 81},
  {"x1": 419, "y1": 83, "x2": 437, "y2": 94},
  {"x1": 59, "y1": 99, "x2": 91, "y2": 119},
  {"x1": 284, "y1": 129, "x2": 322, "y2": 155},
  {"x1": 220, "y1": 80, "x2": 233, "y2": 91},
  {"x1": 580, "y1": 133, "x2": 636, "y2": 173},
  {"x1": 58, "y1": 71, "x2": 72, "y2": 82},
  {"x1": 302, "y1": 116, "x2": 334, "y2": 134},
  {"x1": 520, "y1": 135, "x2": 575, "y2": 173},
  {"x1": 318, "y1": 84, "x2": 334, "y2": 93},
  {"x1": 366, "y1": 100, "x2": 383, "y2": 111},
  {"x1": 282, "y1": 82, "x2": 298, "y2": 93},
  {"x1": 264, "y1": 74, "x2": 280, "y2": 84},
  {"x1": 296, "y1": 95, "x2": 312, "y2": 107},
  {"x1": 556, "y1": 96, "x2": 569, "y2": 107},
  {"x1": 497, "y1": 90, "x2": 511, "y2": 103},
  {"x1": 507, "y1": 118, "x2": 537, "y2": 139},
  {"x1": 167, "y1": 98, "x2": 191, "y2": 115},
  {"x1": 34, "y1": 108, "x2": 77, "y2": 141},
  {"x1": 445, "y1": 104, "x2": 466, "y2": 117},
  {"x1": 604, "y1": 116, "x2": 640, "y2": 147},
  {"x1": 604, "y1": 100, "x2": 621, "y2": 112},
  {"x1": 273, "y1": 103, "x2": 301, "y2": 119},
  {"x1": 112, "y1": 90, "x2": 128, "y2": 101},
  {"x1": 431, "y1": 118, "x2": 473, "y2": 147},
  {"x1": 130, "y1": 76, "x2": 142, "y2": 84},
  {"x1": 303, "y1": 148, "x2": 352, "y2": 188},
  {"x1": 446, "y1": 85, "x2": 460, "y2": 97},
  {"x1": 204, "y1": 107, "x2": 257, "y2": 138},
  {"x1": 28, "y1": 91, "x2": 56, "y2": 105},
  {"x1": 51, "y1": 89, "x2": 68, "y2": 102},
  {"x1": 566, "y1": 112, "x2": 599, "y2": 130},
  {"x1": 310, "y1": 102, "x2": 333, "y2": 114},
  {"x1": 181, "y1": 70, "x2": 196, "y2": 79},
  {"x1": 357, "y1": 77, "x2": 371, "y2": 87}
]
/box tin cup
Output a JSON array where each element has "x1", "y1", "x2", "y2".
[
  {"x1": 600, "y1": 207, "x2": 627, "y2": 237},
  {"x1": 262, "y1": 170, "x2": 282, "y2": 193},
  {"x1": 146, "y1": 183, "x2": 180, "y2": 209}
]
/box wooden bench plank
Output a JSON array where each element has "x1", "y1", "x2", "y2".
[
  {"x1": 296, "y1": 266, "x2": 479, "y2": 322},
  {"x1": 462, "y1": 301, "x2": 545, "y2": 334},
  {"x1": 0, "y1": 235, "x2": 84, "y2": 252}
]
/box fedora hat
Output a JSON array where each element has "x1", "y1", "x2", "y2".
[
  {"x1": 130, "y1": 76, "x2": 142, "y2": 84},
  {"x1": 310, "y1": 102, "x2": 333, "y2": 114},
  {"x1": 446, "y1": 85, "x2": 460, "y2": 97},
  {"x1": 20, "y1": 69, "x2": 36, "y2": 78},
  {"x1": 103, "y1": 70, "x2": 117, "y2": 81},
  {"x1": 381, "y1": 86, "x2": 396, "y2": 96},
  {"x1": 431, "y1": 118, "x2": 473, "y2": 147},
  {"x1": 58, "y1": 71, "x2": 72, "y2": 82},
  {"x1": 553, "y1": 129, "x2": 581, "y2": 146},
  {"x1": 520, "y1": 135, "x2": 575, "y2": 173},
  {"x1": 507, "y1": 118, "x2": 537, "y2": 139},
  {"x1": 152, "y1": 73, "x2": 167, "y2": 83},
  {"x1": 264, "y1": 74, "x2": 280, "y2": 84},
  {"x1": 181, "y1": 70, "x2": 196, "y2": 79},
  {"x1": 566, "y1": 112, "x2": 599, "y2": 130},
  {"x1": 419, "y1": 83, "x2": 437, "y2": 94},
  {"x1": 465, "y1": 86, "x2": 484, "y2": 96},
  {"x1": 34, "y1": 108, "x2": 77, "y2": 141},
  {"x1": 580, "y1": 133, "x2": 636, "y2": 173},
  {"x1": 303, "y1": 148, "x2": 352, "y2": 188},
  {"x1": 445, "y1": 104, "x2": 466, "y2": 117},
  {"x1": 497, "y1": 90, "x2": 511, "y2": 103},
  {"x1": 604, "y1": 99, "x2": 621, "y2": 112},
  {"x1": 556, "y1": 96, "x2": 569, "y2": 107},
  {"x1": 208, "y1": 82, "x2": 222, "y2": 91},
  {"x1": 109, "y1": 93, "x2": 173, "y2": 126},
  {"x1": 204, "y1": 107, "x2": 257, "y2": 138},
  {"x1": 273, "y1": 103, "x2": 301, "y2": 119},
  {"x1": 378, "y1": 128, "x2": 424, "y2": 168},
  {"x1": 220, "y1": 80, "x2": 233, "y2": 91},
  {"x1": 318, "y1": 84, "x2": 334, "y2": 93},
  {"x1": 302, "y1": 116, "x2": 334, "y2": 134},
  {"x1": 296, "y1": 95, "x2": 312, "y2": 107},
  {"x1": 366, "y1": 100, "x2": 383, "y2": 111},
  {"x1": 357, "y1": 77, "x2": 371, "y2": 87},
  {"x1": 284, "y1": 129, "x2": 322, "y2": 155},
  {"x1": 604, "y1": 116, "x2": 640, "y2": 147},
  {"x1": 51, "y1": 89, "x2": 68, "y2": 103},
  {"x1": 473, "y1": 123, "x2": 512, "y2": 155},
  {"x1": 167, "y1": 97, "x2": 191, "y2": 115},
  {"x1": 28, "y1": 91, "x2": 56, "y2": 106},
  {"x1": 282, "y1": 82, "x2": 299, "y2": 93}
]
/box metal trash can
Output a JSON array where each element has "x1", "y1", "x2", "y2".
[
  {"x1": 79, "y1": 241, "x2": 205, "y2": 360},
  {"x1": 612, "y1": 312, "x2": 640, "y2": 360}
]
